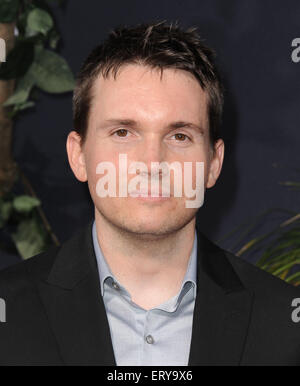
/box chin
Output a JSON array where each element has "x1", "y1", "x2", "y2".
[
  {"x1": 128, "y1": 220, "x2": 170, "y2": 235},
  {"x1": 108, "y1": 210, "x2": 194, "y2": 238},
  {"x1": 120, "y1": 215, "x2": 172, "y2": 235}
]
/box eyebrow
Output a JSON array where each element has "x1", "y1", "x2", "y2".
[{"x1": 101, "y1": 118, "x2": 205, "y2": 134}]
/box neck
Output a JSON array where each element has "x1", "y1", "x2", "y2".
[{"x1": 94, "y1": 210, "x2": 196, "y2": 309}]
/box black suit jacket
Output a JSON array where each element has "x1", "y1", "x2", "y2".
[{"x1": 0, "y1": 222, "x2": 299, "y2": 366}]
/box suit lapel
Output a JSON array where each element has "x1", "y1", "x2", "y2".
[
  {"x1": 35, "y1": 223, "x2": 116, "y2": 365},
  {"x1": 34, "y1": 221, "x2": 253, "y2": 366},
  {"x1": 188, "y1": 227, "x2": 254, "y2": 365}
]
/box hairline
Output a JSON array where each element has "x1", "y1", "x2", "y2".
[{"x1": 80, "y1": 60, "x2": 216, "y2": 152}]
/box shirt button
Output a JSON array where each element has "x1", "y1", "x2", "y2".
[
  {"x1": 112, "y1": 281, "x2": 120, "y2": 291},
  {"x1": 145, "y1": 335, "x2": 154, "y2": 344}
]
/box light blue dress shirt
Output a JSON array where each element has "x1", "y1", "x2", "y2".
[{"x1": 92, "y1": 222, "x2": 198, "y2": 366}]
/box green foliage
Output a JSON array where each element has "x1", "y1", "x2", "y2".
[
  {"x1": 12, "y1": 216, "x2": 48, "y2": 259},
  {"x1": 26, "y1": 8, "x2": 53, "y2": 36},
  {"x1": 32, "y1": 45, "x2": 74, "y2": 92},
  {"x1": 0, "y1": 193, "x2": 50, "y2": 259},
  {"x1": 0, "y1": 1, "x2": 72, "y2": 260},
  {"x1": 13, "y1": 195, "x2": 40, "y2": 213},
  {"x1": 0, "y1": 3, "x2": 74, "y2": 116},
  {"x1": 255, "y1": 221, "x2": 300, "y2": 285},
  {"x1": 3, "y1": 44, "x2": 74, "y2": 111},
  {"x1": 221, "y1": 181, "x2": 300, "y2": 286}
]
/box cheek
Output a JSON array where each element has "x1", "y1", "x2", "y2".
[
  {"x1": 85, "y1": 154, "x2": 99, "y2": 182},
  {"x1": 85, "y1": 146, "x2": 118, "y2": 176},
  {"x1": 179, "y1": 148, "x2": 209, "y2": 177},
  {"x1": 189, "y1": 157, "x2": 211, "y2": 191},
  {"x1": 86, "y1": 150, "x2": 121, "y2": 198}
]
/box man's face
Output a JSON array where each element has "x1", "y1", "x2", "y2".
[{"x1": 67, "y1": 64, "x2": 224, "y2": 236}]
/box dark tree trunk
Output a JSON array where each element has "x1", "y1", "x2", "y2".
[{"x1": 0, "y1": 22, "x2": 16, "y2": 196}]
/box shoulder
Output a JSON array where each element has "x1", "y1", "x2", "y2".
[
  {"x1": 222, "y1": 249, "x2": 300, "y2": 328},
  {"x1": 0, "y1": 245, "x2": 60, "y2": 300},
  {"x1": 219, "y1": 248, "x2": 300, "y2": 364},
  {"x1": 224, "y1": 249, "x2": 300, "y2": 297},
  {"x1": 0, "y1": 223, "x2": 93, "y2": 300}
]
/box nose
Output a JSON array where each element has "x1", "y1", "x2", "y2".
[{"x1": 136, "y1": 134, "x2": 166, "y2": 177}]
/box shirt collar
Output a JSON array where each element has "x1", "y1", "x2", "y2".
[
  {"x1": 92, "y1": 221, "x2": 113, "y2": 296},
  {"x1": 92, "y1": 221, "x2": 197, "y2": 299}
]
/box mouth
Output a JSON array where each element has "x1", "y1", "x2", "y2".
[{"x1": 128, "y1": 190, "x2": 172, "y2": 201}]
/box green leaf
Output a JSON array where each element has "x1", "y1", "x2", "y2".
[
  {"x1": 12, "y1": 217, "x2": 47, "y2": 259},
  {"x1": 0, "y1": 0, "x2": 20, "y2": 23},
  {"x1": 32, "y1": 47, "x2": 74, "y2": 93},
  {"x1": 272, "y1": 260, "x2": 300, "y2": 277},
  {"x1": 7, "y1": 100, "x2": 35, "y2": 117},
  {"x1": 3, "y1": 88, "x2": 28, "y2": 106},
  {"x1": 17, "y1": 100, "x2": 35, "y2": 110},
  {"x1": 262, "y1": 250, "x2": 300, "y2": 273},
  {"x1": 3, "y1": 64, "x2": 35, "y2": 106},
  {"x1": 13, "y1": 195, "x2": 40, "y2": 213},
  {"x1": 26, "y1": 8, "x2": 53, "y2": 36},
  {"x1": 286, "y1": 271, "x2": 300, "y2": 284}
]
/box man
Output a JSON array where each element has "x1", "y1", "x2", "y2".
[{"x1": 0, "y1": 21, "x2": 299, "y2": 366}]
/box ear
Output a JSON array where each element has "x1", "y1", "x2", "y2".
[
  {"x1": 206, "y1": 139, "x2": 225, "y2": 188},
  {"x1": 66, "y1": 131, "x2": 87, "y2": 182}
]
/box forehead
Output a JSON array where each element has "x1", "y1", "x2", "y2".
[{"x1": 89, "y1": 64, "x2": 208, "y2": 128}]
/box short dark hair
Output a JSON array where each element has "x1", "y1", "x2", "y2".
[{"x1": 72, "y1": 20, "x2": 224, "y2": 146}]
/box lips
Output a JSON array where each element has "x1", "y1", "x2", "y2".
[{"x1": 129, "y1": 189, "x2": 172, "y2": 197}]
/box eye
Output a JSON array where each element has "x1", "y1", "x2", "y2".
[
  {"x1": 112, "y1": 128, "x2": 129, "y2": 137},
  {"x1": 172, "y1": 133, "x2": 191, "y2": 142}
]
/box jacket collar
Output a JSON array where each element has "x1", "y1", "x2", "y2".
[
  {"x1": 36, "y1": 221, "x2": 253, "y2": 365},
  {"x1": 188, "y1": 225, "x2": 254, "y2": 365}
]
